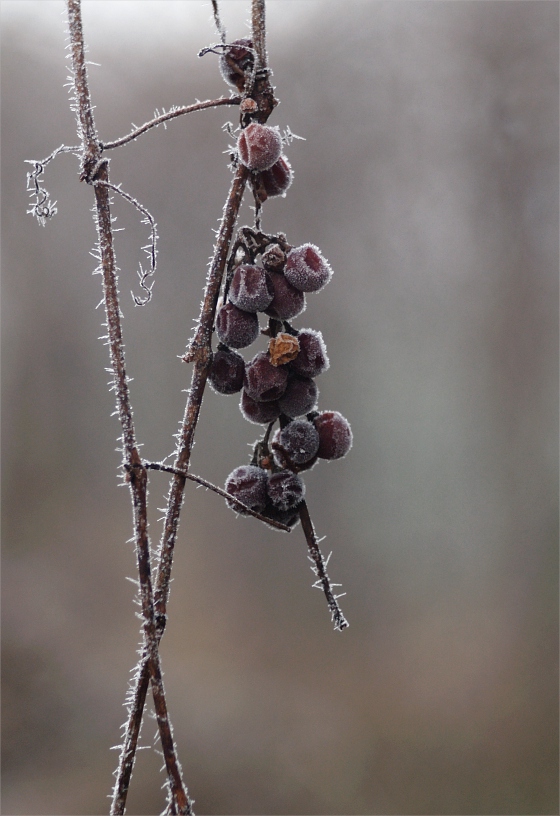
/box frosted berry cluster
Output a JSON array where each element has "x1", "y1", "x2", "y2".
[{"x1": 209, "y1": 229, "x2": 352, "y2": 531}]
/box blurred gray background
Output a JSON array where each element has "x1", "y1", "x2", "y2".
[{"x1": 2, "y1": 1, "x2": 558, "y2": 814}]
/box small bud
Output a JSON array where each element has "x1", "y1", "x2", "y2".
[{"x1": 261, "y1": 244, "x2": 286, "y2": 272}]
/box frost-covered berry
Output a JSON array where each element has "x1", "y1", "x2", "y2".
[
  {"x1": 259, "y1": 156, "x2": 293, "y2": 198},
  {"x1": 238, "y1": 123, "x2": 283, "y2": 171},
  {"x1": 264, "y1": 271, "x2": 306, "y2": 321},
  {"x1": 314, "y1": 411, "x2": 353, "y2": 460},
  {"x1": 225, "y1": 464, "x2": 267, "y2": 514},
  {"x1": 215, "y1": 302, "x2": 259, "y2": 349},
  {"x1": 219, "y1": 38, "x2": 254, "y2": 91},
  {"x1": 261, "y1": 244, "x2": 286, "y2": 272},
  {"x1": 278, "y1": 375, "x2": 318, "y2": 418},
  {"x1": 272, "y1": 419, "x2": 320, "y2": 467},
  {"x1": 244, "y1": 351, "x2": 288, "y2": 402},
  {"x1": 284, "y1": 244, "x2": 332, "y2": 293},
  {"x1": 267, "y1": 470, "x2": 305, "y2": 511},
  {"x1": 289, "y1": 329, "x2": 329, "y2": 378},
  {"x1": 240, "y1": 390, "x2": 282, "y2": 425},
  {"x1": 229, "y1": 264, "x2": 274, "y2": 313},
  {"x1": 208, "y1": 347, "x2": 245, "y2": 395}
]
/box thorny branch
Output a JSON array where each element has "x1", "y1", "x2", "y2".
[
  {"x1": 299, "y1": 502, "x2": 349, "y2": 631},
  {"x1": 65, "y1": 2, "x2": 191, "y2": 813},
  {"x1": 111, "y1": 2, "x2": 274, "y2": 811},
  {"x1": 101, "y1": 96, "x2": 241, "y2": 150}
]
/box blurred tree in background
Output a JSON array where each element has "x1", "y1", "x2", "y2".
[{"x1": 2, "y1": 1, "x2": 558, "y2": 813}]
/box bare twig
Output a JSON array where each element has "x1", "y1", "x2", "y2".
[
  {"x1": 101, "y1": 97, "x2": 240, "y2": 151},
  {"x1": 144, "y1": 462, "x2": 291, "y2": 531},
  {"x1": 65, "y1": 2, "x2": 191, "y2": 812},
  {"x1": 299, "y1": 501, "x2": 349, "y2": 631}
]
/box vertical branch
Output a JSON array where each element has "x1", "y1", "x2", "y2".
[
  {"x1": 112, "y1": 3, "x2": 280, "y2": 811},
  {"x1": 65, "y1": 2, "x2": 191, "y2": 813},
  {"x1": 251, "y1": 0, "x2": 267, "y2": 70},
  {"x1": 111, "y1": 163, "x2": 249, "y2": 816}
]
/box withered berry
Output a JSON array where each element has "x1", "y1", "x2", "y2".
[
  {"x1": 278, "y1": 375, "x2": 318, "y2": 418},
  {"x1": 261, "y1": 244, "x2": 286, "y2": 272},
  {"x1": 215, "y1": 302, "x2": 259, "y2": 349},
  {"x1": 229, "y1": 264, "x2": 274, "y2": 313},
  {"x1": 219, "y1": 38, "x2": 254, "y2": 91},
  {"x1": 240, "y1": 390, "x2": 281, "y2": 425},
  {"x1": 284, "y1": 243, "x2": 332, "y2": 292},
  {"x1": 272, "y1": 419, "x2": 320, "y2": 467},
  {"x1": 259, "y1": 156, "x2": 293, "y2": 198},
  {"x1": 225, "y1": 464, "x2": 267, "y2": 514},
  {"x1": 244, "y1": 351, "x2": 288, "y2": 402},
  {"x1": 238, "y1": 123, "x2": 282, "y2": 172},
  {"x1": 289, "y1": 328, "x2": 329, "y2": 378},
  {"x1": 264, "y1": 271, "x2": 306, "y2": 321},
  {"x1": 267, "y1": 470, "x2": 305, "y2": 511},
  {"x1": 208, "y1": 347, "x2": 245, "y2": 395},
  {"x1": 314, "y1": 411, "x2": 353, "y2": 460}
]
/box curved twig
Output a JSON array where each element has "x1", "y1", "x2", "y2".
[
  {"x1": 93, "y1": 179, "x2": 158, "y2": 305},
  {"x1": 101, "y1": 97, "x2": 241, "y2": 151}
]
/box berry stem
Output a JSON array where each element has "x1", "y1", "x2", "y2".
[{"x1": 298, "y1": 501, "x2": 349, "y2": 630}]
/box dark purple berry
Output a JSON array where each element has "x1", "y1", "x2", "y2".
[
  {"x1": 224, "y1": 464, "x2": 267, "y2": 514},
  {"x1": 272, "y1": 419, "x2": 320, "y2": 467},
  {"x1": 264, "y1": 271, "x2": 306, "y2": 321},
  {"x1": 244, "y1": 351, "x2": 288, "y2": 402},
  {"x1": 240, "y1": 390, "x2": 282, "y2": 425},
  {"x1": 289, "y1": 329, "x2": 329, "y2": 378},
  {"x1": 261, "y1": 503, "x2": 301, "y2": 531},
  {"x1": 314, "y1": 411, "x2": 353, "y2": 460},
  {"x1": 208, "y1": 347, "x2": 245, "y2": 395},
  {"x1": 215, "y1": 302, "x2": 259, "y2": 349},
  {"x1": 258, "y1": 156, "x2": 293, "y2": 198},
  {"x1": 284, "y1": 244, "x2": 332, "y2": 292},
  {"x1": 219, "y1": 38, "x2": 254, "y2": 91},
  {"x1": 278, "y1": 375, "x2": 318, "y2": 418},
  {"x1": 267, "y1": 470, "x2": 306, "y2": 511},
  {"x1": 229, "y1": 264, "x2": 274, "y2": 313},
  {"x1": 238, "y1": 123, "x2": 282, "y2": 171},
  {"x1": 261, "y1": 244, "x2": 286, "y2": 272}
]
